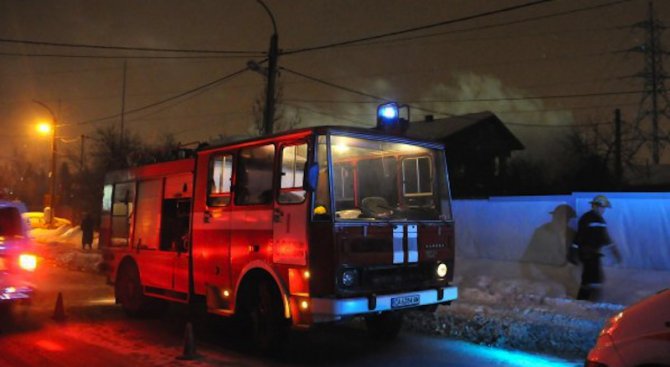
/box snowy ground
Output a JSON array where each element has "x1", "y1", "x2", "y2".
[{"x1": 30, "y1": 224, "x2": 668, "y2": 360}]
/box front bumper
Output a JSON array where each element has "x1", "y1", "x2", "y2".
[{"x1": 310, "y1": 286, "x2": 457, "y2": 322}]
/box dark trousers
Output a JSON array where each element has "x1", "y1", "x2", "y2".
[{"x1": 577, "y1": 257, "x2": 603, "y2": 301}]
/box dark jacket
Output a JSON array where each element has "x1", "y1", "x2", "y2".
[
  {"x1": 81, "y1": 215, "x2": 94, "y2": 244},
  {"x1": 574, "y1": 210, "x2": 612, "y2": 260}
]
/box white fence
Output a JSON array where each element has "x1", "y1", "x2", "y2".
[{"x1": 454, "y1": 192, "x2": 670, "y2": 271}]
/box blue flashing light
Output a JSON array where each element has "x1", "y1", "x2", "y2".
[
  {"x1": 377, "y1": 102, "x2": 400, "y2": 128},
  {"x1": 379, "y1": 104, "x2": 398, "y2": 120}
]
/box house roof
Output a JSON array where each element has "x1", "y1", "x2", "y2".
[{"x1": 404, "y1": 111, "x2": 525, "y2": 151}]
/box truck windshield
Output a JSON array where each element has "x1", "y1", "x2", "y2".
[{"x1": 327, "y1": 135, "x2": 451, "y2": 221}]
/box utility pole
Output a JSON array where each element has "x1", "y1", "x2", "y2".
[
  {"x1": 80, "y1": 134, "x2": 85, "y2": 172},
  {"x1": 614, "y1": 109, "x2": 622, "y2": 186},
  {"x1": 33, "y1": 100, "x2": 58, "y2": 227},
  {"x1": 257, "y1": 0, "x2": 279, "y2": 136},
  {"x1": 631, "y1": 1, "x2": 669, "y2": 164},
  {"x1": 120, "y1": 60, "x2": 127, "y2": 145}
]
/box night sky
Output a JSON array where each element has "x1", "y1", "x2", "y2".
[{"x1": 1, "y1": 0, "x2": 668, "y2": 169}]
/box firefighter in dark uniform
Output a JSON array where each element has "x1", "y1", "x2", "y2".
[{"x1": 571, "y1": 195, "x2": 621, "y2": 301}]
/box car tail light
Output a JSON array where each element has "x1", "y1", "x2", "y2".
[{"x1": 18, "y1": 254, "x2": 37, "y2": 272}]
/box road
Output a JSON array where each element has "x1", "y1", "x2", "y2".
[{"x1": 0, "y1": 256, "x2": 581, "y2": 367}]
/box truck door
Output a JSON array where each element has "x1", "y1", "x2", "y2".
[
  {"x1": 231, "y1": 144, "x2": 275, "y2": 279},
  {"x1": 134, "y1": 179, "x2": 174, "y2": 291},
  {"x1": 162, "y1": 173, "x2": 193, "y2": 298},
  {"x1": 192, "y1": 152, "x2": 233, "y2": 303},
  {"x1": 273, "y1": 142, "x2": 309, "y2": 266}
]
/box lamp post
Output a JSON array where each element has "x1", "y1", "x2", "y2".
[
  {"x1": 34, "y1": 100, "x2": 57, "y2": 228},
  {"x1": 256, "y1": 0, "x2": 279, "y2": 136}
]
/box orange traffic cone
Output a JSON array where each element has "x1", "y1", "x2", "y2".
[
  {"x1": 52, "y1": 292, "x2": 66, "y2": 322},
  {"x1": 177, "y1": 322, "x2": 198, "y2": 360}
]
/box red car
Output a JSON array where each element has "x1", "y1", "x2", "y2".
[
  {"x1": 586, "y1": 288, "x2": 670, "y2": 367},
  {"x1": 0, "y1": 201, "x2": 37, "y2": 313}
]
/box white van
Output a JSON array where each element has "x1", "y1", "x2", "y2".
[{"x1": 586, "y1": 288, "x2": 670, "y2": 367}]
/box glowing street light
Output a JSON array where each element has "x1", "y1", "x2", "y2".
[
  {"x1": 33, "y1": 100, "x2": 58, "y2": 228},
  {"x1": 36, "y1": 121, "x2": 53, "y2": 135}
]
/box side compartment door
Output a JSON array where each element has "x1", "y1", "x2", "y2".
[{"x1": 273, "y1": 142, "x2": 309, "y2": 266}]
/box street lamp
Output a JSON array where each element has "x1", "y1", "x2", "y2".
[{"x1": 34, "y1": 100, "x2": 57, "y2": 228}]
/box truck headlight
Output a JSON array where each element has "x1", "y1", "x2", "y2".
[
  {"x1": 19, "y1": 254, "x2": 37, "y2": 272},
  {"x1": 436, "y1": 263, "x2": 448, "y2": 278},
  {"x1": 341, "y1": 269, "x2": 358, "y2": 287}
]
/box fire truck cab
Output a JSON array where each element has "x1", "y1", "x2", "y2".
[{"x1": 101, "y1": 123, "x2": 457, "y2": 349}]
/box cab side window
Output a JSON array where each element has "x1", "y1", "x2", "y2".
[
  {"x1": 111, "y1": 182, "x2": 135, "y2": 247},
  {"x1": 278, "y1": 143, "x2": 308, "y2": 204},
  {"x1": 235, "y1": 144, "x2": 275, "y2": 205},
  {"x1": 208, "y1": 153, "x2": 233, "y2": 206}
]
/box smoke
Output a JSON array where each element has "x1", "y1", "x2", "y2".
[{"x1": 422, "y1": 72, "x2": 575, "y2": 166}]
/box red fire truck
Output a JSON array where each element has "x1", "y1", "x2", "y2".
[{"x1": 100, "y1": 105, "x2": 457, "y2": 350}]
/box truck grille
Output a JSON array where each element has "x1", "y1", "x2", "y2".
[{"x1": 339, "y1": 264, "x2": 436, "y2": 295}]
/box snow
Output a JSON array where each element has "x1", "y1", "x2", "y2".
[
  {"x1": 32, "y1": 224, "x2": 103, "y2": 273},
  {"x1": 30, "y1": 224, "x2": 663, "y2": 360},
  {"x1": 406, "y1": 261, "x2": 626, "y2": 358}
]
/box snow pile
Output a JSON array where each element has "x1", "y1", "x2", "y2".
[
  {"x1": 31, "y1": 226, "x2": 103, "y2": 273},
  {"x1": 406, "y1": 274, "x2": 624, "y2": 358}
]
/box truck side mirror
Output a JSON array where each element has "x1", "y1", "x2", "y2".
[{"x1": 304, "y1": 163, "x2": 319, "y2": 191}]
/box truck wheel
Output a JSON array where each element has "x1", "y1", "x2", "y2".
[
  {"x1": 115, "y1": 262, "x2": 152, "y2": 317},
  {"x1": 247, "y1": 278, "x2": 288, "y2": 355},
  {"x1": 365, "y1": 311, "x2": 404, "y2": 340}
]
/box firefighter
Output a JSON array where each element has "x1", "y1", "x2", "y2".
[
  {"x1": 81, "y1": 212, "x2": 94, "y2": 250},
  {"x1": 572, "y1": 195, "x2": 621, "y2": 301}
]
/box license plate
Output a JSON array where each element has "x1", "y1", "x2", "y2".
[{"x1": 391, "y1": 294, "x2": 420, "y2": 309}]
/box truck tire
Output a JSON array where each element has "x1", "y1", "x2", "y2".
[
  {"x1": 246, "y1": 278, "x2": 288, "y2": 355},
  {"x1": 115, "y1": 262, "x2": 163, "y2": 317},
  {"x1": 365, "y1": 311, "x2": 404, "y2": 340}
]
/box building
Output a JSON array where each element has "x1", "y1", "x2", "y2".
[{"x1": 405, "y1": 111, "x2": 524, "y2": 197}]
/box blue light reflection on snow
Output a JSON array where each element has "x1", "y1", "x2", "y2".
[{"x1": 445, "y1": 340, "x2": 581, "y2": 367}]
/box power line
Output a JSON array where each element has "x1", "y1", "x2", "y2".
[
  {"x1": 347, "y1": 0, "x2": 634, "y2": 49},
  {"x1": 281, "y1": 0, "x2": 555, "y2": 56},
  {"x1": 76, "y1": 66, "x2": 251, "y2": 126},
  {"x1": 280, "y1": 67, "x2": 385, "y2": 102},
  {"x1": 282, "y1": 65, "x2": 639, "y2": 132},
  {"x1": 299, "y1": 102, "x2": 640, "y2": 116},
  {"x1": 0, "y1": 37, "x2": 263, "y2": 55},
  {"x1": 288, "y1": 99, "x2": 611, "y2": 129},
  {"x1": 505, "y1": 120, "x2": 609, "y2": 128},
  {"x1": 284, "y1": 90, "x2": 643, "y2": 104},
  {"x1": 284, "y1": 103, "x2": 369, "y2": 126},
  {"x1": 0, "y1": 51, "x2": 260, "y2": 60}
]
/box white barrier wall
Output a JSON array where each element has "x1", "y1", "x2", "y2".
[{"x1": 454, "y1": 193, "x2": 670, "y2": 271}]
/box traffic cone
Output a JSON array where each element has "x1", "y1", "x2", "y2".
[
  {"x1": 177, "y1": 322, "x2": 198, "y2": 360},
  {"x1": 52, "y1": 292, "x2": 66, "y2": 322}
]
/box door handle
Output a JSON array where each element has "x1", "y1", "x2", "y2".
[
  {"x1": 204, "y1": 210, "x2": 211, "y2": 223},
  {"x1": 273, "y1": 208, "x2": 283, "y2": 222}
]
